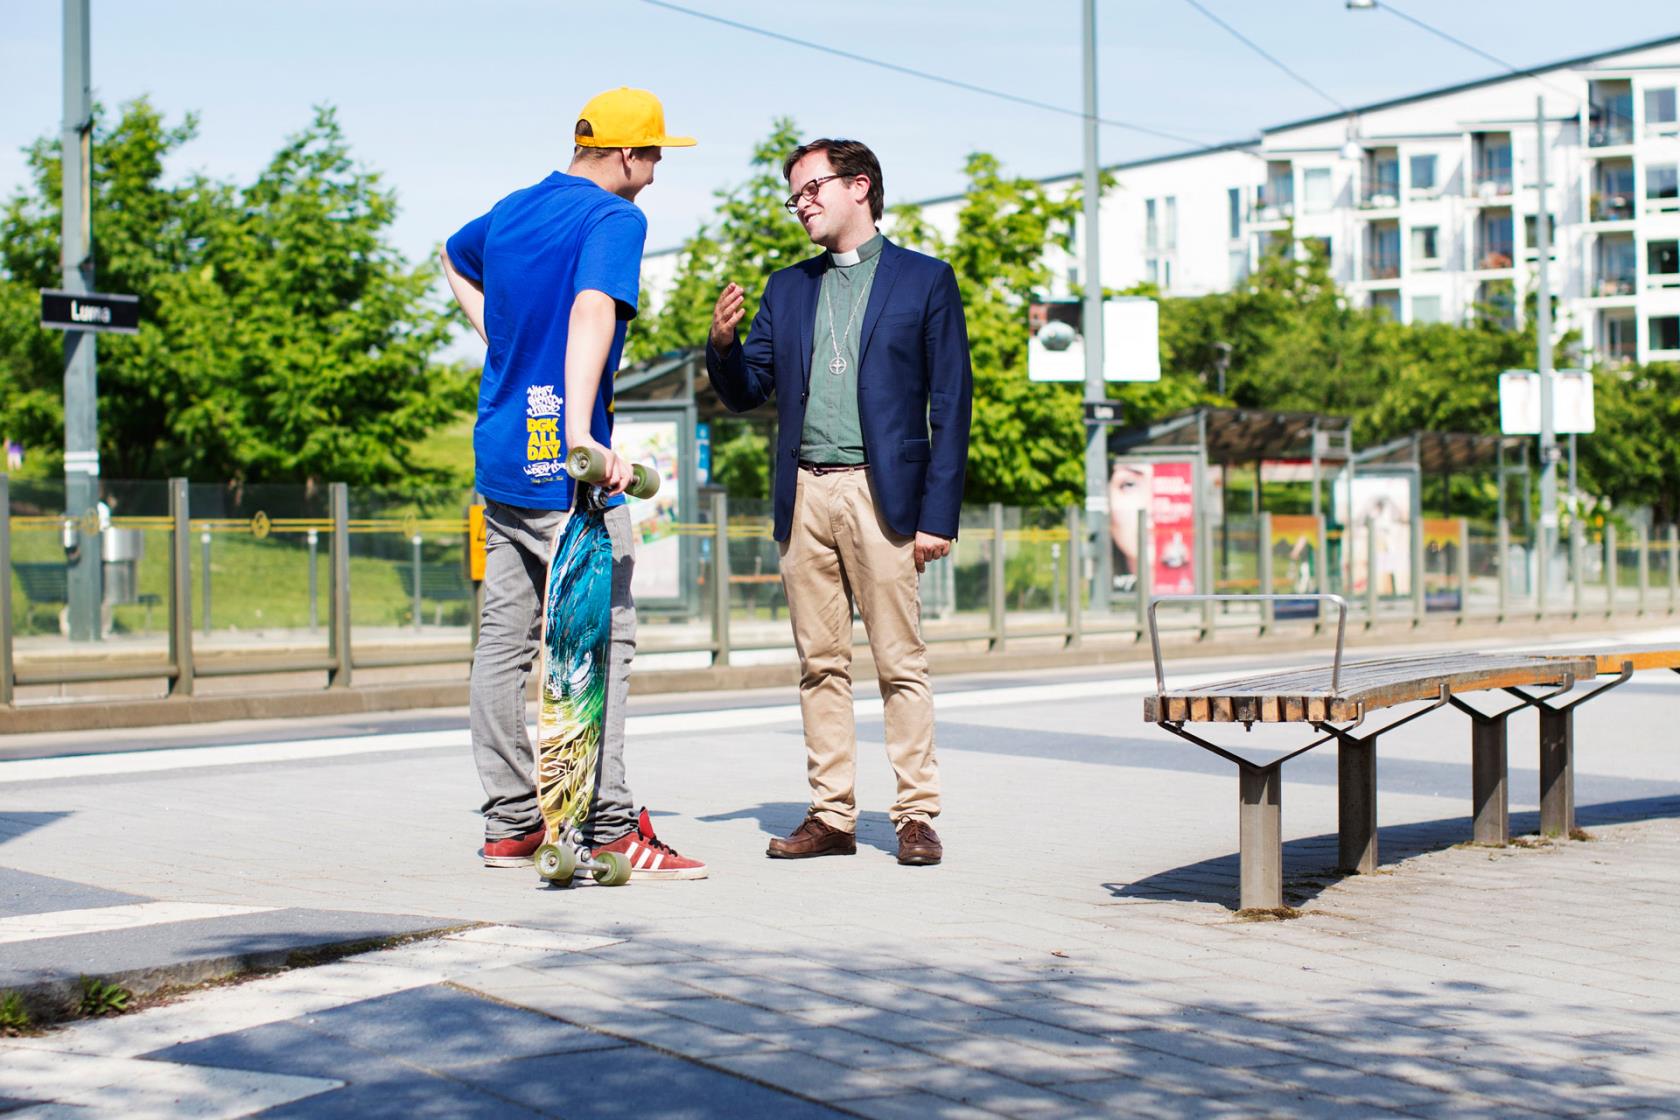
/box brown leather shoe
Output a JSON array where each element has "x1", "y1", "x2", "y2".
[
  {"x1": 766, "y1": 813, "x2": 857, "y2": 859},
  {"x1": 896, "y1": 819, "x2": 943, "y2": 866}
]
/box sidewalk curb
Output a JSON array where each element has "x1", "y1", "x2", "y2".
[{"x1": 5, "y1": 922, "x2": 475, "y2": 1029}]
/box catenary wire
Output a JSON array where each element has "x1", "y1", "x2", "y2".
[
  {"x1": 638, "y1": 0, "x2": 1219, "y2": 149},
  {"x1": 1367, "y1": 1, "x2": 1580, "y2": 104},
  {"x1": 1178, "y1": 0, "x2": 1351, "y2": 113}
]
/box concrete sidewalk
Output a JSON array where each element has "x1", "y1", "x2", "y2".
[{"x1": 2, "y1": 648, "x2": 1679, "y2": 1117}]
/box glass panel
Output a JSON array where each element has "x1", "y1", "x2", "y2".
[
  {"x1": 1646, "y1": 87, "x2": 1678, "y2": 127},
  {"x1": 1409, "y1": 153, "x2": 1437, "y2": 191},
  {"x1": 7, "y1": 478, "x2": 68, "y2": 641},
  {"x1": 1652, "y1": 316, "x2": 1680, "y2": 352},
  {"x1": 1410, "y1": 225, "x2": 1439, "y2": 262},
  {"x1": 1647, "y1": 164, "x2": 1679, "y2": 200},
  {"x1": 345, "y1": 486, "x2": 474, "y2": 658},
  {"x1": 1303, "y1": 168, "x2": 1332, "y2": 212},
  {"x1": 1411, "y1": 295, "x2": 1443, "y2": 324}
]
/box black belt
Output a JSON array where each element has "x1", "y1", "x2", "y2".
[{"x1": 799, "y1": 461, "x2": 869, "y2": 475}]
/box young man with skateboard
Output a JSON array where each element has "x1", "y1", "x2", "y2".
[
  {"x1": 706, "y1": 139, "x2": 973, "y2": 866},
  {"x1": 442, "y1": 87, "x2": 706, "y2": 880}
]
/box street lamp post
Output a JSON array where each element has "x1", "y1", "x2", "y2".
[
  {"x1": 1081, "y1": 0, "x2": 1111, "y2": 612},
  {"x1": 1535, "y1": 97, "x2": 1560, "y2": 573},
  {"x1": 61, "y1": 0, "x2": 101, "y2": 641}
]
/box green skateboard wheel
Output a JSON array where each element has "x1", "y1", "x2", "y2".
[
  {"x1": 564, "y1": 446, "x2": 660, "y2": 500},
  {"x1": 592, "y1": 850, "x2": 632, "y2": 886},
  {"x1": 535, "y1": 843, "x2": 577, "y2": 881}
]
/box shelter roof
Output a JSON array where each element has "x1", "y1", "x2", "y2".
[
  {"x1": 1354, "y1": 431, "x2": 1531, "y2": 473},
  {"x1": 1110, "y1": 407, "x2": 1353, "y2": 464}
]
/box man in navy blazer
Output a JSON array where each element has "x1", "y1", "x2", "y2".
[{"x1": 708, "y1": 138, "x2": 972, "y2": 867}]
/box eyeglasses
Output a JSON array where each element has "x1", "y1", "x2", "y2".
[{"x1": 783, "y1": 174, "x2": 848, "y2": 214}]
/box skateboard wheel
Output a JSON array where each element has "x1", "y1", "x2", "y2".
[
  {"x1": 592, "y1": 850, "x2": 632, "y2": 886},
  {"x1": 565, "y1": 446, "x2": 609, "y2": 483},
  {"x1": 627, "y1": 465, "x2": 660, "y2": 501},
  {"x1": 535, "y1": 843, "x2": 577, "y2": 881}
]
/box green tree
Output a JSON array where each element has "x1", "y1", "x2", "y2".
[{"x1": 0, "y1": 99, "x2": 471, "y2": 488}]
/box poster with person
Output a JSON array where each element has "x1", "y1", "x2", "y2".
[{"x1": 1109, "y1": 458, "x2": 1198, "y2": 595}]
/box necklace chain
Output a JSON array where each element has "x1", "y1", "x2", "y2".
[{"x1": 825, "y1": 265, "x2": 866, "y2": 376}]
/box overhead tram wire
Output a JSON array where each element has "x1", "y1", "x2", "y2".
[
  {"x1": 1178, "y1": 0, "x2": 1351, "y2": 113},
  {"x1": 1363, "y1": 1, "x2": 1579, "y2": 103},
  {"x1": 638, "y1": 0, "x2": 1217, "y2": 150}
]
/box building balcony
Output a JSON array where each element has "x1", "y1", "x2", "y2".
[
  {"x1": 1591, "y1": 194, "x2": 1635, "y2": 223},
  {"x1": 1364, "y1": 259, "x2": 1401, "y2": 284},
  {"x1": 1589, "y1": 121, "x2": 1635, "y2": 148},
  {"x1": 1250, "y1": 198, "x2": 1293, "y2": 225},
  {"x1": 1473, "y1": 250, "x2": 1514, "y2": 271},
  {"x1": 1593, "y1": 275, "x2": 1636, "y2": 298},
  {"x1": 1469, "y1": 178, "x2": 1514, "y2": 203},
  {"x1": 1359, "y1": 178, "x2": 1400, "y2": 211},
  {"x1": 1599, "y1": 336, "x2": 1638, "y2": 363}
]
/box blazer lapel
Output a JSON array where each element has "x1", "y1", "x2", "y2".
[
  {"x1": 857, "y1": 239, "x2": 903, "y2": 368},
  {"x1": 798, "y1": 258, "x2": 824, "y2": 391}
]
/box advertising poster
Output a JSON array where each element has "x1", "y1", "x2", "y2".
[
  {"x1": 1026, "y1": 298, "x2": 1161, "y2": 383},
  {"x1": 1268, "y1": 513, "x2": 1321, "y2": 619},
  {"x1": 1109, "y1": 458, "x2": 1197, "y2": 595},
  {"x1": 611, "y1": 417, "x2": 682, "y2": 602},
  {"x1": 1334, "y1": 474, "x2": 1414, "y2": 596},
  {"x1": 1423, "y1": 517, "x2": 1464, "y2": 612}
]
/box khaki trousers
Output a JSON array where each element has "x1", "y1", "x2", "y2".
[{"x1": 778, "y1": 467, "x2": 939, "y2": 830}]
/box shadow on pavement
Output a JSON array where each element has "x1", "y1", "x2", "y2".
[
  {"x1": 696, "y1": 801, "x2": 902, "y2": 855},
  {"x1": 1106, "y1": 794, "x2": 1680, "y2": 910}
]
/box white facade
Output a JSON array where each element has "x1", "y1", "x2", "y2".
[{"x1": 643, "y1": 34, "x2": 1680, "y2": 366}]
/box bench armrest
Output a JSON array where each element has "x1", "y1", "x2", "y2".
[{"x1": 1149, "y1": 594, "x2": 1348, "y2": 698}]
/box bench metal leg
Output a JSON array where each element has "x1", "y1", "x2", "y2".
[
  {"x1": 1538, "y1": 705, "x2": 1574, "y2": 838},
  {"x1": 1337, "y1": 738, "x2": 1378, "y2": 874},
  {"x1": 1508, "y1": 662, "x2": 1633, "y2": 840},
  {"x1": 1238, "y1": 762, "x2": 1283, "y2": 911},
  {"x1": 1470, "y1": 715, "x2": 1510, "y2": 845}
]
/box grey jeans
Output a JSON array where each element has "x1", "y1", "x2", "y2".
[{"x1": 470, "y1": 499, "x2": 637, "y2": 844}]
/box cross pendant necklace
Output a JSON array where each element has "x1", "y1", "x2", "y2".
[{"x1": 825, "y1": 271, "x2": 863, "y2": 377}]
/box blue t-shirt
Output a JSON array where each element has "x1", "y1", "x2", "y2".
[{"x1": 446, "y1": 172, "x2": 647, "y2": 510}]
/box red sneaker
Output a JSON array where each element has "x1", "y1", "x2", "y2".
[
  {"x1": 593, "y1": 808, "x2": 708, "y2": 880},
  {"x1": 482, "y1": 825, "x2": 546, "y2": 868}
]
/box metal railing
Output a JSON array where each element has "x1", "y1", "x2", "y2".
[{"x1": 5, "y1": 475, "x2": 1679, "y2": 708}]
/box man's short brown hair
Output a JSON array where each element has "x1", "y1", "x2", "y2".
[
  {"x1": 574, "y1": 119, "x2": 658, "y2": 162},
  {"x1": 783, "y1": 138, "x2": 883, "y2": 222}
]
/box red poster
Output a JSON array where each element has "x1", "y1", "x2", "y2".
[{"x1": 1149, "y1": 461, "x2": 1197, "y2": 595}]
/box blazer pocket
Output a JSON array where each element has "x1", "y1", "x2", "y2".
[{"x1": 901, "y1": 438, "x2": 931, "y2": 462}]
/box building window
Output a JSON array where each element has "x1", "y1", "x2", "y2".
[
  {"x1": 1648, "y1": 164, "x2": 1679, "y2": 208},
  {"x1": 1228, "y1": 187, "x2": 1242, "y2": 240},
  {"x1": 1523, "y1": 214, "x2": 1557, "y2": 251},
  {"x1": 1163, "y1": 197, "x2": 1178, "y2": 252},
  {"x1": 1653, "y1": 315, "x2": 1680, "y2": 352},
  {"x1": 1144, "y1": 198, "x2": 1157, "y2": 253},
  {"x1": 1649, "y1": 240, "x2": 1680, "y2": 285},
  {"x1": 1229, "y1": 248, "x2": 1249, "y2": 286},
  {"x1": 1603, "y1": 311, "x2": 1637, "y2": 361},
  {"x1": 1645, "y1": 87, "x2": 1677, "y2": 133},
  {"x1": 1473, "y1": 133, "x2": 1513, "y2": 195},
  {"x1": 1303, "y1": 168, "x2": 1332, "y2": 213},
  {"x1": 1409, "y1": 154, "x2": 1437, "y2": 194},
  {"x1": 1145, "y1": 258, "x2": 1158, "y2": 286},
  {"x1": 1371, "y1": 290, "x2": 1400, "y2": 319},
  {"x1": 1411, "y1": 295, "x2": 1444, "y2": 324},
  {"x1": 1410, "y1": 226, "x2": 1440, "y2": 265},
  {"x1": 1302, "y1": 236, "x2": 1332, "y2": 265}
]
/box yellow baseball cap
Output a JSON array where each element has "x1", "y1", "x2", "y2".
[{"x1": 574, "y1": 88, "x2": 696, "y2": 148}]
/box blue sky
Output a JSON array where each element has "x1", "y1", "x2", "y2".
[{"x1": 2, "y1": 1, "x2": 1676, "y2": 266}]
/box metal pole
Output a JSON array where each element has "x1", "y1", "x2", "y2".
[
  {"x1": 1570, "y1": 521, "x2": 1583, "y2": 620},
  {"x1": 410, "y1": 533, "x2": 423, "y2": 631},
  {"x1": 1496, "y1": 516, "x2": 1509, "y2": 620},
  {"x1": 1080, "y1": 0, "x2": 1110, "y2": 613},
  {"x1": 1604, "y1": 523, "x2": 1618, "y2": 618},
  {"x1": 988, "y1": 503, "x2": 1006, "y2": 652},
  {"x1": 167, "y1": 477, "x2": 193, "y2": 697},
  {"x1": 1410, "y1": 503, "x2": 1425, "y2": 627},
  {"x1": 1134, "y1": 508, "x2": 1151, "y2": 641},
  {"x1": 1199, "y1": 502, "x2": 1216, "y2": 640},
  {"x1": 327, "y1": 482, "x2": 351, "y2": 688},
  {"x1": 1314, "y1": 513, "x2": 1328, "y2": 635},
  {"x1": 1637, "y1": 524, "x2": 1649, "y2": 617},
  {"x1": 1536, "y1": 97, "x2": 1560, "y2": 564},
  {"x1": 710, "y1": 490, "x2": 730, "y2": 668},
  {"x1": 199, "y1": 529, "x2": 211, "y2": 636},
  {"x1": 1457, "y1": 519, "x2": 1470, "y2": 624},
  {"x1": 1670, "y1": 524, "x2": 1679, "y2": 616},
  {"x1": 1257, "y1": 511, "x2": 1274, "y2": 636},
  {"x1": 307, "y1": 528, "x2": 319, "y2": 631},
  {"x1": 61, "y1": 0, "x2": 100, "y2": 642},
  {"x1": 1064, "y1": 505, "x2": 1082, "y2": 648},
  {"x1": 0, "y1": 476, "x2": 12, "y2": 707},
  {"x1": 1365, "y1": 519, "x2": 1379, "y2": 629}
]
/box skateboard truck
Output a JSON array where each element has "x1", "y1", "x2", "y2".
[{"x1": 534, "y1": 819, "x2": 632, "y2": 887}]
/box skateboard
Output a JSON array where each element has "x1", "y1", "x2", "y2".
[{"x1": 532, "y1": 446, "x2": 660, "y2": 887}]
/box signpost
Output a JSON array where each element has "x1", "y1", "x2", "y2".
[{"x1": 40, "y1": 289, "x2": 139, "y2": 335}]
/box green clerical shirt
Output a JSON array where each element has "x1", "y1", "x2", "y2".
[{"x1": 800, "y1": 232, "x2": 883, "y2": 465}]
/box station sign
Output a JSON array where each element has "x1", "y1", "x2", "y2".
[{"x1": 40, "y1": 289, "x2": 140, "y2": 335}]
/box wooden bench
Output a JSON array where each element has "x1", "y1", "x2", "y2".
[{"x1": 1143, "y1": 594, "x2": 1599, "y2": 910}]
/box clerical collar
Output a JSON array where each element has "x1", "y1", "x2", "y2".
[{"x1": 830, "y1": 232, "x2": 884, "y2": 268}]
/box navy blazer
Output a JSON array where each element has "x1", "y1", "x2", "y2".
[{"x1": 705, "y1": 238, "x2": 973, "y2": 543}]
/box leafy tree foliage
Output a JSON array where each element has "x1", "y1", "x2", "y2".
[{"x1": 0, "y1": 99, "x2": 472, "y2": 488}]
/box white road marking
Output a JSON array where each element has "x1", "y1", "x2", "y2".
[
  {"x1": 0, "y1": 670, "x2": 1259, "y2": 784},
  {"x1": 0, "y1": 1049, "x2": 340, "y2": 1118},
  {"x1": 0, "y1": 902, "x2": 279, "y2": 945}
]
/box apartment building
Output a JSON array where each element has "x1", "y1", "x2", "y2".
[{"x1": 642, "y1": 33, "x2": 1680, "y2": 366}]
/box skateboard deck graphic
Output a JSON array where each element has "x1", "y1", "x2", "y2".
[{"x1": 532, "y1": 447, "x2": 658, "y2": 887}]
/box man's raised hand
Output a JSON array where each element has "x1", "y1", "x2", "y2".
[{"x1": 710, "y1": 283, "x2": 746, "y2": 352}]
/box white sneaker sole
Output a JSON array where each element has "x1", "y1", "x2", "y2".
[{"x1": 629, "y1": 866, "x2": 709, "y2": 881}]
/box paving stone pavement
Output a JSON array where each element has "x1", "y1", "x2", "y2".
[{"x1": 1, "y1": 645, "x2": 1679, "y2": 1117}]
